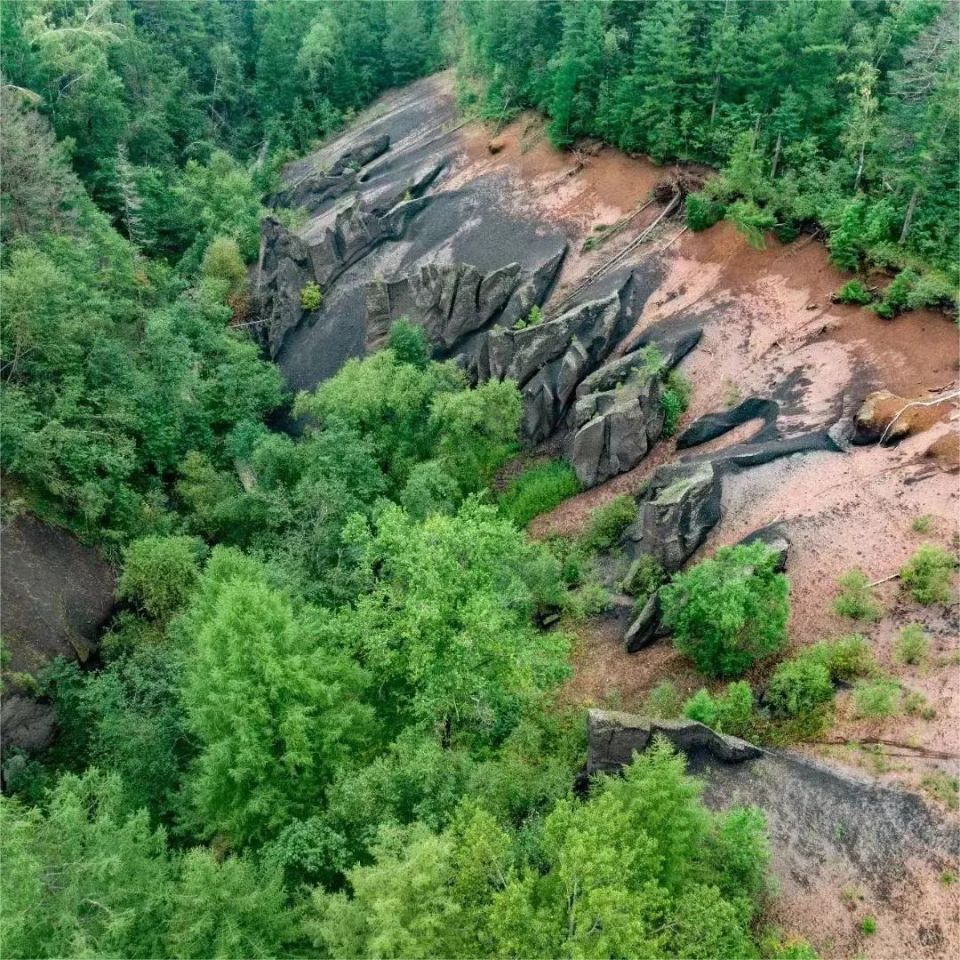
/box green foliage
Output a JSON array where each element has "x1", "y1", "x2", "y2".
[
  {"x1": 851, "y1": 678, "x2": 901, "y2": 719},
  {"x1": 808, "y1": 634, "x2": 875, "y2": 683},
  {"x1": 767, "y1": 657, "x2": 834, "y2": 718},
  {"x1": 660, "y1": 370, "x2": 692, "y2": 437},
  {"x1": 900, "y1": 544, "x2": 955, "y2": 605},
  {"x1": 581, "y1": 494, "x2": 638, "y2": 553},
  {"x1": 388, "y1": 318, "x2": 431, "y2": 369},
  {"x1": 895, "y1": 624, "x2": 929, "y2": 665},
  {"x1": 623, "y1": 554, "x2": 666, "y2": 608},
  {"x1": 200, "y1": 235, "x2": 247, "y2": 298},
  {"x1": 499, "y1": 460, "x2": 581, "y2": 527},
  {"x1": 300, "y1": 281, "x2": 323, "y2": 311},
  {"x1": 644, "y1": 680, "x2": 683, "y2": 718},
  {"x1": 179, "y1": 548, "x2": 376, "y2": 847},
  {"x1": 662, "y1": 542, "x2": 790, "y2": 677},
  {"x1": 686, "y1": 192, "x2": 726, "y2": 232},
  {"x1": 921, "y1": 772, "x2": 960, "y2": 811},
  {"x1": 835, "y1": 280, "x2": 875, "y2": 305},
  {"x1": 860, "y1": 916, "x2": 877, "y2": 935},
  {"x1": 833, "y1": 570, "x2": 882, "y2": 620},
  {"x1": 117, "y1": 535, "x2": 206, "y2": 622},
  {"x1": 912, "y1": 514, "x2": 934, "y2": 534},
  {"x1": 683, "y1": 681, "x2": 755, "y2": 738}
]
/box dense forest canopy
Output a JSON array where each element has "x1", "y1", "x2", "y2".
[{"x1": 0, "y1": 2, "x2": 957, "y2": 958}]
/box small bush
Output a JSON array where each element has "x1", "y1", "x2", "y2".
[
  {"x1": 660, "y1": 370, "x2": 691, "y2": 437},
  {"x1": 581, "y1": 494, "x2": 637, "y2": 553},
  {"x1": 118, "y1": 535, "x2": 207, "y2": 622},
  {"x1": 644, "y1": 681, "x2": 683, "y2": 718},
  {"x1": 834, "y1": 279, "x2": 874, "y2": 305},
  {"x1": 767, "y1": 657, "x2": 834, "y2": 717},
  {"x1": 527, "y1": 304, "x2": 544, "y2": 326},
  {"x1": 388, "y1": 319, "x2": 430, "y2": 369},
  {"x1": 900, "y1": 544, "x2": 954, "y2": 605},
  {"x1": 860, "y1": 916, "x2": 877, "y2": 936},
  {"x1": 685, "y1": 192, "x2": 726, "y2": 232},
  {"x1": 300, "y1": 281, "x2": 323, "y2": 311},
  {"x1": 921, "y1": 771, "x2": 959, "y2": 810},
  {"x1": 499, "y1": 460, "x2": 580, "y2": 527},
  {"x1": 911, "y1": 514, "x2": 933, "y2": 534},
  {"x1": 662, "y1": 542, "x2": 789, "y2": 677},
  {"x1": 201, "y1": 235, "x2": 247, "y2": 296},
  {"x1": 903, "y1": 690, "x2": 934, "y2": 719},
  {"x1": 851, "y1": 678, "x2": 901, "y2": 719},
  {"x1": 872, "y1": 268, "x2": 918, "y2": 319},
  {"x1": 811, "y1": 634, "x2": 875, "y2": 682},
  {"x1": 683, "y1": 681, "x2": 754, "y2": 738},
  {"x1": 894, "y1": 624, "x2": 929, "y2": 665},
  {"x1": 833, "y1": 570, "x2": 882, "y2": 621},
  {"x1": 622, "y1": 554, "x2": 665, "y2": 607}
]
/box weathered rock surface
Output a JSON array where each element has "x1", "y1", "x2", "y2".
[
  {"x1": 850, "y1": 389, "x2": 953, "y2": 446},
  {"x1": 619, "y1": 460, "x2": 722, "y2": 572},
  {"x1": 624, "y1": 591, "x2": 663, "y2": 652},
  {"x1": 676, "y1": 396, "x2": 778, "y2": 450},
  {"x1": 737, "y1": 523, "x2": 791, "y2": 572},
  {"x1": 1, "y1": 513, "x2": 116, "y2": 756},
  {"x1": 270, "y1": 134, "x2": 391, "y2": 212},
  {"x1": 586, "y1": 709, "x2": 761, "y2": 775}
]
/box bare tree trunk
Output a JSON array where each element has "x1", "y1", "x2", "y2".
[
  {"x1": 853, "y1": 141, "x2": 865, "y2": 192},
  {"x1": 770, "y1": 132, "x2": 782, "y2": 179},
  {"x1": 899, "y1": 183, "x2": 921, "y2": 243}
]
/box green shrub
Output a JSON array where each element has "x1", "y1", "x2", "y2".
[
  {"x1": 662, "y1": 542, "x2": 789, "y2": 677},
  {"x1": 851, "y1": 678, "x2": 901, "y2": 719},
  {"x1": 201, "y1": 235, "x2": 247, "y2": 296},
  {"x1": 388, "y1": 319, "x2": 430, "y2": 369},
  {"x1": 644, "y1": 681, "x2": 683, "y2": 718},
  {"x1": 767, "y1": 657, "x2": 834, "y2": 718},
  {"x1": 809, "y1": 634, "x2": 875, "y2": 682},
  {"x1": 903, "y1": 690, "x2": 934, "y2": 718},
  {"x1": 117, "y1": 535, "x2": 207, "y2": 622},
  {"x1": 623, "y1": 554, "x2": 666, "y2": 608},
  {"x1": 872, "y1": 268, "x2": 918, "y2": 319},
  {"x1": 683, "y1": 681, "x2": 754, "y2": 738},
  {"x1": 834, "y1": 279, "x2": 874, "y2": 305},
  {"x1": 527, "y1": 304, "x2": 544, "y2": 326},
  {"x1": 686, "y1": 192, "x2": 726, "y2": 231},
  {"x1": 580, "y1": 494, "x2": 637, "y2": 553},
  {"x1": 660, "y1": 370, "x2": 692, "y2": 437},
  {"x1": 833, "y1": 570, "x2": 882, "y2": 620},
  {"x1": 860, "y1": 916, "x2": 877, "y2": 936},
  {"x1": 911, "y1": 514, "x2": 933, "y2": 534},
  {"x1": 499, "y1": 460, "x2": 580, "y2": 527},
  {"x1": 900, "y1": 544, "x2": 954, "y2": 605},
  {"x1": 299, "y1": 281, "x2": 323, "y2": 311},
  {"x1": 894, "y1": 624, "x2": 929, "y2": 665}
]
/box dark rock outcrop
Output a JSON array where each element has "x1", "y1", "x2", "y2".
[
  {"x1": 619, "y1": 460, "x2": 722, "y2": 573},
  {"x1": 676, "y1": 396, "x2": 779, "y2": 450},
  {"x1": 624, "y1": 591, "x2": 664, "y2": 652},
  {"x1": 270, "y1": 135, "x2": 391, "y2": 212},
  {"x1": 586, "y1": 709, "x2": 761, "y2": 775},
  {"x1": 1, "y1": 513, "x2": 116, "y2": 756}
]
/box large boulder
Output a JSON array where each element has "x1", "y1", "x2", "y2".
[
  {"x1": 619, "y1": 460, "x2": 722, "y2": 573},
  {"x1": 623, "y1": 591, "x2": 663, "y2": 652},
  {"x1": 1, "y1": 513, "x2": 116, "y2": 756},
  {"x1": 736, "y1": 524, "x2": 790, "y2": 573},
  {"x1": 851, "y1": 389, "x2": 953, "y2": 446},
  {"x1": 586, "y1": 709, "x2": 761, "y2": 775}
]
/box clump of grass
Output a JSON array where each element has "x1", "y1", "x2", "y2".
[
  {"x1": 900, "y1": 544, "x2": 955, "y2": 605},
  {"x1": 911, "y1": 514, "x2": 934, "y2": 534},
  {"x1": 860, "y1": 916, "x2": 877, "y2": 936},
  {"x1": 921, "y1": 771, "x2": 959, "y2": 810},
  {"x1": 580, "y1": 494, "x2": 637, "y2": 553},
  {"x1": 499, "y1": 459, "x2": 580, "y2": 527},
  {"x1": 894, "y1": 623, "x2": 929, "y2": 665},
  {"x1": 902, "y1": 690, "x2": 935, "y2": 719},
  {"x1": 941, "y1": 869, "x2": 957, "y2": 885},
  {"x1": 810, "y1": 634, "x2": 875, "y2": 682},
  {"x1": 644, "y1": 681, "x2": 683, "y2": 719},
  {"x1": 851, "y1": 678, "x2": 901, "y2": 719},
  {"x1": 660, "y1": 370, "x2": 692, "y2": 437},
  {"x1": 834, "y1": 570, "x2": 882, "y2": 621}
]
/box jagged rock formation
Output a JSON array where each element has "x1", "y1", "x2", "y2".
[
  {"x1": 269, "y1": 134, "x2": 390, "y2": 212},
  {"x1": 1, "y1": 514, "x2": 116, "y2": 757},
  {"x1": 568, "y1": 329, "x2": 702, "y2": 487},
  {"x1": 586, "y1": 709, "x2": 761, "y2": 775},
  {"x1": 487, "y1": 278, "x2": 640, "y2": 444},
  {"x1": 364, "y1": 249, "x2": 566, "y2": 361},
  {"x1": 624, "y1": 591, "x2": 665, "y2": 652},
  {"x1": 620, "y1": 460, "x2": 722, "y2": 574}
]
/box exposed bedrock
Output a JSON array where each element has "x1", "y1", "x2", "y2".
[
  {"x1": 255, "y1": 194, "x2": 433, "y2": 358},
  {"x1": 568, "y1": 329, "x2": 703, "y2": 488},
  {"x1": 676, "y1": 395, "x2": 779, "y2": 450},
  {"x1": 269, "y1": 134, "x2": 391, "y2": 212},
  {"x1": 586, "y1": 709, "x2": 761, "y2": 775},
  {"x1": 363, "y1": 247, "x2": 565, "y2": 358},
  {"x1": 1, "y1": 513, "x2": 116, "y2": 757},
  {"x1": 736, "y1": 522, "x2": 791, "y2": 573},
  {"x1": 586, "y1": 709, "x2": 960, "y2": 882},
  {"x1": 619, "y1": 459, "x2": 722, "y2": 574}
]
